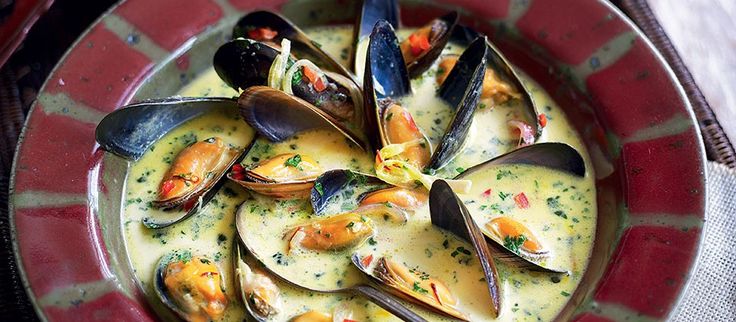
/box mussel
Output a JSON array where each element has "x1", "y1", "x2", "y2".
[
  {"x1": 310, "y1": 169, "x2": 389, "y2": 216},
  {"x1": 154, "y1": 137, "x2": 241, "y2": 209},
  {"x1": 428, "y1": 36, "x2": 488, "y2": 170},
  {"x1": 456, "y1": 142, "x2": 585, "y2": 178},
  {"x1": 229, "y1": 153, "x2": 321, "y2": 199},
  {"x1": 309, "y1": 169, "x2": 423, "y2": 221},
  {"x1": 216, "y1": 39, "x2": 369, "y2": 150},
  {"x1": 353, "y1": 0, "x2": 400, "y2": 81},
  {"x1": 234, "y1": 242, "x2": 282, "y2": 321},
  {"x1": 238, "y1": 86, "x2": 368, "y2": 150},
  {"x1": 284, "y1": 212, "x2": 375, "y2": 253},
  {"x1": 455, "y1": 142, "x2": 584, "y2": 273},
  {"x1": 290, "y1": 311, "x2": 333, "y2": 322},
  {"x1": 485, "y1": 217, "x2": 549, "y2": 259},
  {"x1": 95, "y1": 97, "x2": 254, "y2": 229},
  {"x1": 353, "y1": 0, "x2": 457, "y2": 79},
  {"x1": 399, "y1": 11, "x2": 458, "y2": 78},
  {"x1": 233, "y1": 10, "x2": 356, "y2": 84},
  {"x1": 214, "y1": 39, "x2": 361, "y2": 121},
  {"x1": 96, "y1": 97, "x2": 239, "y2": 161},
  {"x1": 352, "y1": 254, "x2": 469, "y2": 321},
  {"x1": 364, "y1": 20, "x2": 489, "y2": 173},
  {"x1": 154, "y1": 251, "x2": 228, "y2": 322},
  {"x1": 359, "y1": 186, "x2": 428, "y2": 212},
  {"x1": 428, "y1": 180, "x2": 501, "y2": 318},
  {"x1": 290, "y1": 305, "x2": 354, "y2": 322},
  {"x1": 445, "y1": 25, "x2": 542, "y2": 143}
]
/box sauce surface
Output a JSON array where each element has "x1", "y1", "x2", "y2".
[{"x1": 123, "y1": 25, "x2": 597, "y2": 321}]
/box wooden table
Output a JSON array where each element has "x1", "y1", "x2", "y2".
[{"x1": 648, "y1": 0, "x2": 736, "y2": 145}]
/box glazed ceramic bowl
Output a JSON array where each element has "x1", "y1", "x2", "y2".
[{"x1": 9, "y1": 0, "x2": 705, "y2": 321}]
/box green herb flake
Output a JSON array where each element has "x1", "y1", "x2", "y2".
[
  {"x1": 314, "y1": 182, "x2": 324, "y2": 196},
  {"x1": 412, "y1": 282, "x2": 429, "y2": 294},
  {"x1": 554, "y1": 210, "x2": 568, "y2": 219},
  {"x1": 503, "y1": 235, "x2": 527, "y2": 254},
  {"x1": 560, "y1": 291, "x2": 571, "y2": 297},
  {"x1": 292, "y1": 69, "x2": 303, "y2": 85},
  {"x1": 496, "y1": 169, "x2": 515, "y2": 180},
  {"x1": 284, "y1": 154, "x2": 302, "y2": 168},
  {"x1": 346, "y1": 222, "x2": 355, "y2": 229}
]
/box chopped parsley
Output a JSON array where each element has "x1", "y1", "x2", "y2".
[
  {"x1": 412, "y1": 282, "x2": 429, "y2": 294},
  {"x1": 292, "y1": 69, "x2": 303, "y2": 85},
  {"x1": 496, "y1": 169, "x2": 516, "y2": 180},
  {"x1": 314, "y1": 182, "x2": 324, "y2": 196},
  {"x1": 503, "y1": 235, "x2": 527, "y2": 254},
  {"x1": 284, "y1": 154, "x2": 302, "y2": 168}
]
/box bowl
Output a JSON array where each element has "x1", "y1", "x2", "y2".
[{"x1": 9, "y1": 0, "x2": 706, "y2": 320}]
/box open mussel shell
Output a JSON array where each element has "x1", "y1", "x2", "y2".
[
  {"x1": 455, "y1": 142, "x2": 583, "y2": 273},
  {"x1": 428, "y1": 180, "x2": 501, "y2": 318},
  {"x1": 142, "y1": 167, "x2": 239, "y2": 229},
  {"x1": 351, "y1": 253, "x2": 467, "y2": 321},
  {"x1": 427, "y1": 36, "x2": 488, "y2": 171},
  {"x1": 310, "y1": 169, "x2": 390, "y2": 216},
  {"x1": 229, "y1": 151, "x2": 320, "y2": 199},
  {"x1": 353, "y1": 0, "x2": 401, "y2": 79},
  {"x1": 214, "y1": 39, "x2": 363, "y2": 125},
  {"x1": 449, "y1": 25, "x2": 542, "y2": 141},
  {"x1": 232, "y1": 10, "x2": 357, "y2": 85},
  {"x1": 457, "y1": 142, "x2": 585, "y2": 179},
  {"x1": 95, "y1": 97, "x2": 244, "y2": 229},
  {"x1": 154, "y1": 251, "x2": 228, "y2": 322},
  {"x1": 95, "y1": 97, "x2": 238, "y2": 161},
  {"x1": 401, "y1": 11, "x2": 458, "y2": 78},
  {"x1": 238, "y1": 86, "x2": 369, "y2": 151},
  {"x1": 142, "y1": 139, "x2": 250, "y2": 229},
  {"x1": 363, "y1": 19, "x2": 412, "y2": 150},
  {"x1": 152, "y1": 137, "x2": 242, "y2": 209},
  {"x1": 234, "y1": 241, "x2": 281, "y2": 321}
]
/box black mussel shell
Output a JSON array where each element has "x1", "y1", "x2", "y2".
[
  {"x1": 310, "y1": 169, "x2": 390, "y2": 216},
  {"x1": 404, "y1": 11, "x2": 458, "y2": 78},
  {"x1": 363, "y1": 19, "x2": 412, "y2": 149},
  {"x1": 456, "y1": 142, "x2": 585, "y2": 179},
  {"x1": 95, "y1": 97, "x2": 238, "y2": 161},
  {"x1": 233, "y1": 10, "x2": 356, "y2": 84},
  {"x1": 429, "y1": 180, "x2": 501, "y2": 317},
  {"x1": 448, "y1": 25, "x2": 542, "y2": 141},
  {"x1": 353, "y1": 0, "x2": 401, "y2": 74},
  {"x1": 427, "y1": 36, "x2": 488, "y2": 170},
  {"x1": 214, "y1": 39, "x2": 277, "y2": 91},
  {"x1": 238, "y1": 86, "x2": 369, "y2": 150}
]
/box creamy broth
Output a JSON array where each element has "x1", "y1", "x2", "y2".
[{"x1": 122, "y1": 25, "x2": 597, "y2": 321}]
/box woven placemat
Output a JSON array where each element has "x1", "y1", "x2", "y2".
[{"x1": 0, "y1": 0, "x2": 733, "y2": 320}]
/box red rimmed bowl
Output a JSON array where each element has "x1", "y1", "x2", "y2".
[{"x1": 9, "y1": 0, "x2": 706, "y2": 321}]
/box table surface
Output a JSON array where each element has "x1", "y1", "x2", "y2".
[{"x1": 649, "y1": 0, "x2": 736, "y2": 145}]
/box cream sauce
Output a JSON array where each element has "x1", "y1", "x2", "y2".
[{"x1": 122, "y1": 25, "x2": 596, "y2": 321}]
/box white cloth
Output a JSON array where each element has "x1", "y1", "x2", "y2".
[{"x1": 672, "y1": 161, "x2": 736, "y2": 321}]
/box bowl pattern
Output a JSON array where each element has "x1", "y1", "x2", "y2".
[{"x1": 9, "y1": 0, "x2": 705, "y2": 321}]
